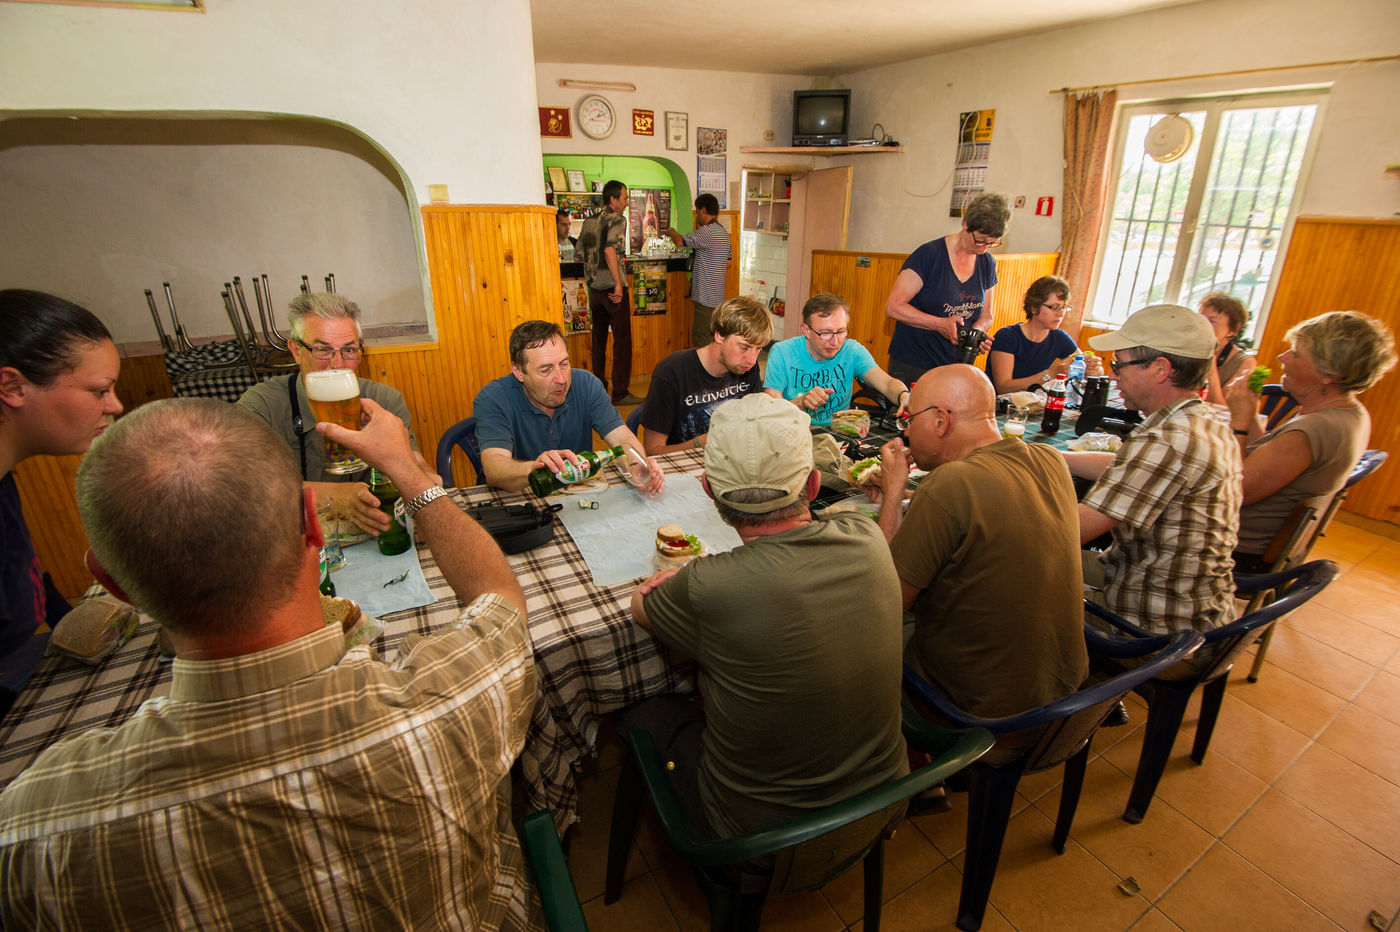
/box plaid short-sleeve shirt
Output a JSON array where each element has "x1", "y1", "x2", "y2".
[
  {"x1": 1082, "y1": 396, "x2": 1241, "y2": 634},
  {"x1": 0, "y1": 593, "x2": 541, "y2": 931}
]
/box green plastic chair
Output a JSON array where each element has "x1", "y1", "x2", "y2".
[
  {"x1": 520, "y1": 809, "x2": 589, "y2": 932},
  {"x1": 604, "y1": 722, "x2": 994, "y2": 931}
]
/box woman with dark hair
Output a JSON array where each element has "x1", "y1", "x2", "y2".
[
  {"x1": 1199, "y1": 291, "x2": 1257, "y2": 404},
  {"x1": 1227, "y1": 310, "x2": 1394, "y2": 572},
  {"x1": 0, "y1": 289, "x2": 122, "y2": 669},
  {"x1": 985, "y1": 275, "x2": 1100, "y2": 393},
  {"x1": 883, "y1": 192, "x2": 1011, "y2": 383}
]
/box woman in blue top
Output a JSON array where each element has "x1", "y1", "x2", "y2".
[
  {"x1": 1, "y1": 290, "x2": 122, "y2": 679},
  {"x1": 986, "y1": 276, "x2": 1100, "y2": 393},
  {"x1": 883, "y1": 193, "x2": 1010, "y2": 383}
]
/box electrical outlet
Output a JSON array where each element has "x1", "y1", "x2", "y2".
[{"x1": 763, "y1": 129, "x2": 775, "y2": 142}]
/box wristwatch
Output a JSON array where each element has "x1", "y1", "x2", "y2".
[{"x1": 404, "y1": 484, "x2": 448, "y2": 518}]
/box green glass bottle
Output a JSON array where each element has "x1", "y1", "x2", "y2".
[
  {"x1": 370, "y1": 469, "x2": 412, "y2": 556},
  {"x1": 318, "y1": 548, "x2": 336, "y2": 596},
  {"x1": 527, "y1": 445, "x2": 625, "y2": 497}
]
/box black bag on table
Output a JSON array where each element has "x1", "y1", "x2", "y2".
[{"x1": 466, "y1": 502, "x2": 562, "y2": 554}]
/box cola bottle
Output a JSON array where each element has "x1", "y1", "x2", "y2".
[{"x1": 1040, "y1": 374, "x2": 1067, "y2": 435}]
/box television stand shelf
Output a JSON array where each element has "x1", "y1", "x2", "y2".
[{"x1": 738, "y1": 146, "x2": 904, "y2": 155}]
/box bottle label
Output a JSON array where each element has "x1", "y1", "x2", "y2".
[{"x1": 1045, "y1": 393, "x2": 1065, "y2": 412}]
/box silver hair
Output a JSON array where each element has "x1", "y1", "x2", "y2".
[{"x1": 287, "y1": 292, "x2": 364, "y2": 343}]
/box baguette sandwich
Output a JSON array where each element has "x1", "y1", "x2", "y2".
[{"x1": 844, "y1": 456, "x2": 882, "y2": 487}]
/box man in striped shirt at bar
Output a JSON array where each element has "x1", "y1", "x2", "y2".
[
  {"x1": 667, "y1": 192, "x2": 733, "y2": 347},
  {"x1": 0, "y1": 398, "x2": 541, "y2": 930}
]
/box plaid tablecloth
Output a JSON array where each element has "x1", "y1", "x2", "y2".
[{"x1": 0, "y1": 450, "x2": 705, "y2": 830}]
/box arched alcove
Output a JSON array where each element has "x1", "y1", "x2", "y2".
[{"x1": 0, "y1": 113, "x2": 431, "y2": 349}]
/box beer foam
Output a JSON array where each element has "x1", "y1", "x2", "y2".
[{"x1": 303, "y1": 368, "x2": 359, "y2": 402}]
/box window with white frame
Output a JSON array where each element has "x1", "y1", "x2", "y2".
[{"x1": 1088, "y1": 91, "x2": 1324, "y2": 340}]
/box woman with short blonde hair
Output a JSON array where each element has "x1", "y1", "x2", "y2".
[{"x1": 1228, "y1": 310, "x2": 1395, "y2": 570}]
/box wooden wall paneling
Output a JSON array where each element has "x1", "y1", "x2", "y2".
[
  {"x1": 12, "y1": 455, "x2": 88, "y2": 600},
  {"x1": 1250, "y1": 217, "x2": 1400, "y2": 523},
  {"x1": 113, "y1": 353, "x2": 173, "y2": 410}
]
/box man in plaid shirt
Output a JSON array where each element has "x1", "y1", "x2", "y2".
[
  {"x1": 1064, "y1": 305, "x2": 1241, "y2": 634},
  {"x1": 0, "y1": 399, "x2": 541, "y2": 930}
]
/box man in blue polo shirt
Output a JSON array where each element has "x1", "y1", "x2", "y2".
[{"x1": 474, "y1": 320, "x2": 663, "y2": 494}]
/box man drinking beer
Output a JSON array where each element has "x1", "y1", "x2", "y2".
[{"x1": 238, "y1": 292, "x2": 439, "y2": 536}]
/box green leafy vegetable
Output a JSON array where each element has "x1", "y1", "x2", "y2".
[{"x1": 1247, "y1": 366, "x2": 1272, "y2": 394}]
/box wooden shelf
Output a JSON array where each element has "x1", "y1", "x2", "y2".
[{"x1": 738, "y1": 146, "x2": 903, "y2": 155}]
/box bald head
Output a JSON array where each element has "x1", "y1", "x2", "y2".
[
  {"x1": 77, "y1": 399, "x2": 306, "y2": 636},
  {"x1": 911, "y1": 364, "x2": 997, "y2": 418},
  {"x1": 903, "y1": 364, "x2": 1001, "y2": 468}
]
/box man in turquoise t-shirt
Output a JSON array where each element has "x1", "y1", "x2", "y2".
[{"x1": 763, "y1": 293, "x2": 909, "y2": 426}]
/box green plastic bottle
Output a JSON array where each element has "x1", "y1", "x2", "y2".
[
  {"x1": 528, "y1": 445, "x2": 625, "y2": 497},
  {"x1": 370, "y1": 469, "x2": 412, "y2": 556}
]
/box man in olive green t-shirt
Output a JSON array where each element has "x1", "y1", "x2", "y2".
[{"x1": 622, "y1": 394, "x2": 907, "y2": 840}]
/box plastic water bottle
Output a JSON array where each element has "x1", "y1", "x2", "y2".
[{"x1": 1066, "y1": 353, "x2": 1086, "y2": 409}]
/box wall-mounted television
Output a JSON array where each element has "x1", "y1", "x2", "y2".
[{"x1": 792, "y1": 89, "x2": 851, "y2": 147}]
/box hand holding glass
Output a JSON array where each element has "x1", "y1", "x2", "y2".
[{"x1": 304, "y1": 369, "x2": 366, "y2": 475}]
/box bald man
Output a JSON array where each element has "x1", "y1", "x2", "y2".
[{"x1": 867, "y1": 364, "x2": 1086, "y2": 720}]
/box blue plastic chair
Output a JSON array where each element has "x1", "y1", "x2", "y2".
[
  {"x1": 902, "y1": 629, "x2": 1203, "y2": 931},
  {"x1": 1258, "y1": 383, "x2": 1300, "y2": 431},
  {"x1": 625, "y1": 404, "x2": 644, "y2": 435},
  {"x1": 435, "y1": 416, "x2": 483, "y2": 488},
  {"x1": 1085, "y1": 559, "x2": 1338, "y2": 824},
  {"x1": 1246, "y1": 450, "x2": 1386, "y2": 680},
  {"x1": 520, "y1": 810, "x2": 589, "y2": 932}
]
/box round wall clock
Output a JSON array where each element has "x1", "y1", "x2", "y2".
[{"x1": 577, "y1": 94, "x2": 616, "y2": 140}]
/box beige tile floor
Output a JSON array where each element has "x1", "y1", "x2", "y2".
[{"x1": 552, "y1": 517, "x2": 1400, "y2": 932}]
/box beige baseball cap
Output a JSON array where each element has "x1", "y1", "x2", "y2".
[
  {"x1": 704, "y1": 394, "x2": 813, "y2": 514},
  {"x1": 1089, "y1": 304, "x2": 1216, "y2": 359}
]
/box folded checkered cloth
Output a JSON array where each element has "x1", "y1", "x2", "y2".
[{"x1": 163, "y1": 340, "x2": 246, "y2": 374}]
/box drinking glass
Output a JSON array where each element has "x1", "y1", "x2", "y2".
[
  {"x1": 612, "y1": 447, "x2": 656, "y2": 490},
  {"x1": 304, "y1": 368, "x2": 365, "y2": 475},
  {"x1": 1002, "y1": 405, "x2": 1029, "y2": 440}
]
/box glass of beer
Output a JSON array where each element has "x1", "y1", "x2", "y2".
[
  {"x1": 1002, "y1": 404, "x2": 1029, "y2": 441},
  {"x1": 304, "y1": 368, "x2": 365, "y2": 475}
]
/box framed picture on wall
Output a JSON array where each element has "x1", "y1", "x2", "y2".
[
  {"x1": 666, "y1": 111, "x2": 688, "y2": 151},
  {"x1": 547, "y1": 166, "x2": 569, "y2": 195},
  {"x1": 567, "y1": 169, "x2": 588, "y2": 193}
]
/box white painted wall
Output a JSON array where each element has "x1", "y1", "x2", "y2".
[
  {"x1": 0, "y1": 0, "x2": 543, "y2": 205},
  {"x1": 0, "y1": 0, "x2": 545, "y2": 342},
  {"x1": 834, "y1": 0, "x2": 1400, "y2": 256},
  {"x1": 0, "y1": 119, "x2": 425, "y2": 346},
  {"x1": 534, "y1": 62, "x2": 819, "y2": 200}
]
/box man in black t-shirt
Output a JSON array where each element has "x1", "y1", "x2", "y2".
[{"x1": 639, "y1": 296, "x2": 772, "y2": 455}]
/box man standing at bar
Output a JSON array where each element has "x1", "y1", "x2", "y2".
[
  {"x1": 665, "y1": 192, "x2": 732, "y2": 347},
  {"x1": 238, "y1": 291, "x2": 438, "y2": 536},
  {"x1": 1065, "y1": 304, "x2": 1241, "y2": 634},
  {"x1": 578, "y1": 180, "x2": 641, "y2": 405},
  {"x1": 0, "y1": 398, "x2": 540, "y2": 930}
]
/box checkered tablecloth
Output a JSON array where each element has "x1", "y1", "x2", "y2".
[{"x1": 0, "y1": 450, "x2": 704, "y2": 830}]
